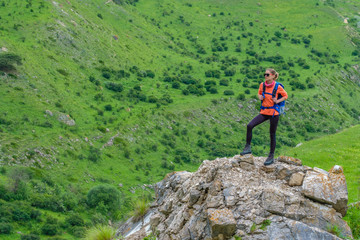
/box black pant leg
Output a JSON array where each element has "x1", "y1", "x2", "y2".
[
  {"x1": 269, "y1": 115, "x2": 280, "y2": 154},
  {"x1": 246, "y1": 114, "x2": 267, "y2": 145}
]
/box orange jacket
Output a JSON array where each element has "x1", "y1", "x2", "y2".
[{"x1": 258, "y1": 82, "x2": 288, "y2": 116}]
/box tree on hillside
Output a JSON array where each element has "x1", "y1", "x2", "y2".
[{"x1": 87, "y1": 184, "x2": 122, "y2": 213}]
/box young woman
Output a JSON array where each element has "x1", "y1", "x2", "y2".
[{"x1": 240, "y1": 68, "x2": 288, "y2": 165}]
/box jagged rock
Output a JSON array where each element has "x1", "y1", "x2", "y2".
[
  {"x1": 277, "y1": 155, "x2": 302, "y2": 166},
  {"x1": 262, "y1": 188, "x2": 285, "y2": 215},
  {"x1": 45, "y1": 110, "x2": 53, "y2": 116},
  {"x1": 207, "y1": 208, "x2": 236, "y2": 238},
  {"x1": 118, "y1": 156, "x2": 352, "y2": 239},
  {"x1": 189, "y1": 189, "x2": 201, "y2": 206},
  {"x1": 302, "y1": 166, "x2": 348, "y2": 216},
  {"x1": 57, "y1": 113, "x2": 75, "y2": 126},
  {"x1": 235, "y1": 154, "x2": 256, "y2": 171},
  {"x1": 289, "y1": 172, "x2": 305, "y2": 186},
  {"x1": 302, "y1": 170, "x2": 334, "y2": 204},
  {"x1": 329, "y1": 165, "x2": 348, "y2": 216}
]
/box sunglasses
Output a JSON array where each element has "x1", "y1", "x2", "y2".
[{"x1": 264, "y1": 73, "x2": 271, "y2": 77}]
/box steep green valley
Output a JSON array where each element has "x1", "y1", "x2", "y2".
[{"x1": 0, "y1": 0, "x2": 360, "y2": 239}]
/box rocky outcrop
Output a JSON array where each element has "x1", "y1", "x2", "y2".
[{"x1": 118, "y1": 155, "x2": 352, "y2": 240}]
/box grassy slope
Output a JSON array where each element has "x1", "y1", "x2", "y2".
[{"x1": 0, "y1": 0, "x2": 360, "y2": 239}]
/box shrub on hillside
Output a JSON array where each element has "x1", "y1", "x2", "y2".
[
  {"x1": 30, "y1": 194, "x2": 66, "y2": 212},
  {"x1": 20, "y1": 234, "x2": 40, "y2": 240},
  {"x1": 105, "y1": 82, "x2": 123, "y2": 92},
  {"x1": 172, "y1": 81, "x2": 181, "y2": 89},
  {"x1": 219, "y1": 79, "x2": 229, "y2": 86},
  {"x1": 7, "y1": 167, "x2": 32, "y2": 200},
  {"x1": 224, "y1": 68, "x2": 236, "y2": 76},
  {"x1": 41, "y1": 223, "x2": 58, "y2": 236},
  {"x1": 87, "y1": 184, "x2": 121, "y2": 213},
  {"x1": 0, "y1": 53, "x2": 22, "y2": 72},
  {"x1": 175, "y1": 149, "x2": 191, "y2": 163},
  {"x1": 181, "y1": 75, "x2": 198, "y2": 85},
  {"x1": 88, "y1": 146, "x2": 102, "y2": 163},
  {"x1": 209, "y1": 87, "x2": 218, "y2": 94},
  {"x1": 104, "y1": 104, "x2": 112, "y2": 111},
  {"x1": 148, "y1": 95, "x2": 158, "y2": 103},
  {"x1": 0, "y1": 222, "x2": 13, "y2": 234},
  {"x1": 159, "y1": 94, "x2": 173, "y2": 105},
  {"x1": 65, "y1": 213, "x2": 85, "y2": 227},
  {"x1": 205, "y1": 70, "x2": 221, "y2": 78},
  {"x1": 145, "y1": 70, "x2": 155, "y2": 78},
  {"x1": 89, "y1": 76, "x2": 101, "y2": 86},
  {"x1": 224, "y1": 90, "x2": 234, "y2": 95},
  {"x1": 237, "y1": 93, "x2": 245, "y2": 100}
]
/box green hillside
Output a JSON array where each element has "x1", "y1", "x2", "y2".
[{"x1": 0, "y1": 0, "x2": 360, "y2": 239}]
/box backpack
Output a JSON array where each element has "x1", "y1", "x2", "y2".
[{"x1": 260, "y1": 82, "x2": 286, "y2": 116}]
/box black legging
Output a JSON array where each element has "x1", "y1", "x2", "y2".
[{"x1": 246, "y1": 114, "x2": 279, "y2": 154}]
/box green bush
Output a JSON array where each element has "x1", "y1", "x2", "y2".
[
  {"x1": 224, "y1": 90, "x2": 234, "y2": 95},
  {"x1": 30, "y1": 194, "x2": 65, "y2": 212},
  {"x1": 0, "y1": 184, "x2": 9, "y2": 200},
  {"x1": 105, "y1": 82, "x2": 123, "y2": 92},
  {"x1": 0, "y1": 53, "x2": 22, "y2": 72},
  {"x1": 69, "y1": 226, "x2": 86, "y2": 238},
  {"x1": 11, "y1": 205, "x2": 31, "y2": 221},
  {"x1": 41, "y1": 223, "x2": 58, "y2": 236},
  {"x1": 148, "y1": 95, "x2": 158, "y2": 103},
  {"x1": 87, "y1": 184, "x2": 121, "y2": 213},
  {"x1": 65, "y1": 213, "x2": 85, "y2": 227},
  {"x1": 237, "y1": 93, "x2": 245, "y2": 100},
  {"x1": 21, "y1": 234, "x2": 40, "y2": 240},
  {"x1": 145, "y1": 70, "x2": 155, "y2": 78},
  {"x1": 219, "y1": 79, "x2": 229, "y2": 86},
  {"x1": 0, "y1": 222, "x2": 13, "y2": 234},
  {"x1": 88, "y1": 146, "x2": 102, "y2": 163}
]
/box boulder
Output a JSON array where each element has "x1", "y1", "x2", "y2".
[
  {"x1": 118, "y1": 156, "x2": 352, "y2": 239},
  {"x1": 302, "y1": 166, "x2": 348, "y2": 216},
  {"x1": 302, "y1": 170, "x2": 334, "y2": 205}
]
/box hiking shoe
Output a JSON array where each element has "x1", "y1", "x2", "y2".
[
  {"x1": 240, "y1": 144, "x2": 251, "y2": 156},
  {"x1": 264, "y1": 153, "x2": 274, "y2": 166}
]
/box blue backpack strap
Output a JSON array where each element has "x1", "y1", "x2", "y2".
[
  {"x1": 262, "y1": 82, "x2": 265, "y2": 98},
  {"x1": 272, "y1": 82, "x2": 280, "y2": 98}
]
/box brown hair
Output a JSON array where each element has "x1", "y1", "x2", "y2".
[{"x1": 266, "y1": 68, "x2": 279, "y2": 80}]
